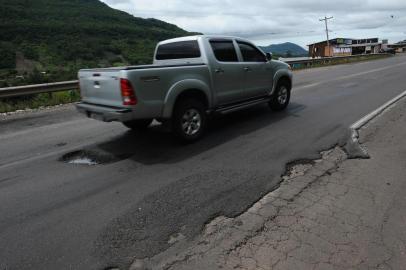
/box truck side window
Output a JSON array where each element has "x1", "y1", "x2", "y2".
[
  {"x1": 156, "y1": 41, "x2": 201, "y2": 60},
  {"x1": 237, "y1": 42, "x2": 266, "y2": 62},
  {"x1": 210, "y1": 40, "x2": 238, "y2": 62}
]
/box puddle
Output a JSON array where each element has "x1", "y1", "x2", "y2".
[
  {"x1": 60, "y1": 150, "x2": 130, "y2": 165},
  {"x1": 68, "y1": 157, "x2": 99, "y2": 166}
]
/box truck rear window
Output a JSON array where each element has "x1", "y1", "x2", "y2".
[{"x1": 156, "y1": 41, "x2": 201, "y2": 60}]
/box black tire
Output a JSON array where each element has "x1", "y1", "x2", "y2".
[
  {"x1": 172, "y1": 98, "x2": 207, "y2": 142},
  {"x1": 269, "y1": 80, "x2": 291, "y2": 111},
  {"x1": 123, "y1": 119, "x2": 153, "y2": 130}
]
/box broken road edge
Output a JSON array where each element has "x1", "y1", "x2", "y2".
[
  {"x1": 124, "y1": 90, "x2": 406, "y2": 270},
  {"x1": 345, "y1": 89, "x2": 406, "y2": 159}
]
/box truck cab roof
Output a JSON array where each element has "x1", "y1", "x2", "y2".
[
  {"x1": 154, "y1": 35, "x2": 260, "y2": 66},
  {"x1": 157, "y1": 35, "x2": 254, "y2": 45}
]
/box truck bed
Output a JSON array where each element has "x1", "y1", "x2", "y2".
[{"x1": 78, "y1": 63, "x2": 210, "y2": 120}]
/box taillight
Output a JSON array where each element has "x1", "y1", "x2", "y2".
[{"x1": 120, "y1": 78, "x2": 137, "y2": 105}]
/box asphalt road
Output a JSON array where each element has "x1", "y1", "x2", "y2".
[{"x1": 1, "y1": 55, "x2": 406, "y2": 270}]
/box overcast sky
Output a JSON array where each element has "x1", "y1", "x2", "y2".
[{"x1": 100, "y1": 0, "x2": 406, "y2": 48}]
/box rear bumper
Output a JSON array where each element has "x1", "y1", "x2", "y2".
[{"x1": 75, "y1": 102, "x2": 133, "y2": 122}]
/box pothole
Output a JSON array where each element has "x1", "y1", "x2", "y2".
[
  {"x1": 60, "y1": 150, "x2": 130, "y2": 165},
  {"x1": 283, "y1": 159, "x2": 315, "y2": 180}
]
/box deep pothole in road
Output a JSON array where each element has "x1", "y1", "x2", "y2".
[
  {"x1": 60, "y1": 150, "x2": 130, "y2": 165},
  {"x1": 282, "y1": 159, "x2": 315, "y2": 180}
]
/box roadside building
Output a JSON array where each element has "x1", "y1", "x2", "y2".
[
  {"x1": 308, "y1": 38, "x2": 383, "y2": 58},
  {"x1": 389, "y1": 40, "x2": 406, "y2": 53}
]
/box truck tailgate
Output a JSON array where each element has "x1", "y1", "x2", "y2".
[{"x1": 78, "y1": 70, "x2": 124, "y2": 107}]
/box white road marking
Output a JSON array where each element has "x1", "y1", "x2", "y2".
[
  {"x1": 351, "y1": 89, "x2": 406, "y2": 131},
  {"x1": 0, "y1": 118, "x2": 91, "y2": 140},
  {"x1": 0, "y1": 142, "x2": 91, "y2": 170},
  {"x1": 347, "y1": 89, "x2": 406, "y2": 158}
]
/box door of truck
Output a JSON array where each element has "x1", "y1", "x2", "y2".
[
  {"x1": 236, "y1": 41, "x2": 273, "y2": 99},
  {"x1": 208, "y1": 39, "x2": 246, "y2": 105}
]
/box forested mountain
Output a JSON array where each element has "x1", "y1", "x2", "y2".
[
  {"x1": 259, "y1": 42, "x2": 308, "y2": 57},
  {"x1": 0, "y1": 0, "x2": 192, "y2": 85}
]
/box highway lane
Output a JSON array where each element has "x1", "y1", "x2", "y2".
[{"x1": 0, "y1": 55, "x2": 405, "y2": 270}]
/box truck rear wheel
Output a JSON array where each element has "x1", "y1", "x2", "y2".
[
  {"x1": 123, "y1": 119, "x2": 153, "y2": 130},
  {"x1": 172, "y1": 98, "x2": 207, "y2": 142},
  {"x1": 269, "y1": 80, "x2": 291, "y2": 111}
]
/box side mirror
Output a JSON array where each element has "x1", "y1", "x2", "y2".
[{"x1": 266, "y1": 52, "x2": 273, "y2": 61}]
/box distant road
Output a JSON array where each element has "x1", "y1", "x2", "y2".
[{"x1": 1, "y1": 54, "x2": 406, "y2": 270}]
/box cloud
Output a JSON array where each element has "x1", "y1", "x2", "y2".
[{"x1": 100, "y1": 0, "x2": 406, "y2": 46}]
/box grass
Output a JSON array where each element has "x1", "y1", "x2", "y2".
[{"x1": 0, "y1": 90, "x2": 80, "y2": 113}]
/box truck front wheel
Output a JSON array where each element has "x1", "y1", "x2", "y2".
[
  {"x1": 172, "y1": 98, "x2": 207, "y2": 142},
  {"x1": 123, "y1": 119, "x2": 153, "y2": 130},
  {"x1": 269, "y1": 80, "x2": 291, "y2": 111}
]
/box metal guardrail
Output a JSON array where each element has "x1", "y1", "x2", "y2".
[
  {"x1": 0, "y1": 54, "x2": 391, "y2": 99},
  {"x1": 0, "y1": 80, "x2": 78, "y2": 99},
  {"x1": 283, "y1": 53, "x2": 390, "y2": 69}
]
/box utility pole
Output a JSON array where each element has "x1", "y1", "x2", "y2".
[{"x1": 319, "y1": 16, "x2": 333, "y2": 57}]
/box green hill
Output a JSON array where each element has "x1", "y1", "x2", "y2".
[
  {"x1": 259, "y1": 42, "x2": 308, "y2": 57},
  {"x1": 0, "y1": 0, "x2": 192, "y2": 86}
]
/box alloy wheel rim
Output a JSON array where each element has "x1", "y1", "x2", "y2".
[
  {"x1": 181, "y1": 109, "x2": 202, "y2": 136},
  {"x1": 278, "y1": 87, "x2": 288, "y2": 105}
]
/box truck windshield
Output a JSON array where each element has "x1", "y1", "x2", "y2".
[{"x1": 156, "y1": 41, "x2": 201, "y2": 60}]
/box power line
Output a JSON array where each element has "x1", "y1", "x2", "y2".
[{"x1": 319, "y1": 16, "x2": 333, "y2": 56}]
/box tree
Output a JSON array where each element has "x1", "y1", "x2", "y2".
[{"x1": 0, "y1": 42, "x2": 16, "y2": 69}]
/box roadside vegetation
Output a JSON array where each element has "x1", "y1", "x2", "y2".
[
  {"x1": 0, "y1": 0, "x2": 192, "y2": 87},
  {"x1": 0, "y1": 91, "x2": 80, "y2": 114},
  {"x1": 0, "y1": 0, "x2": 193, "y2": 113}
]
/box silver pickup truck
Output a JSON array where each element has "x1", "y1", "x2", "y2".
[{"x1": 76, "y1": 35, "x2": 293, "y2": 142}]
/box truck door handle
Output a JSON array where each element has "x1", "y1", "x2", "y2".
[
  {"x1": 244, "y1": 67, "x2": 252, "y2": 72},
  {"x1": 215, "y1": 68, "x2": 225, "y2": 74}
]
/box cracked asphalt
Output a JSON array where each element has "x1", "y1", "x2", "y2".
[
  {"x1": 0, "y1": 55, "x2": 406, "y2": 270},
  {"x1": 148, "y1": 96, "x2": 406, "y2": 270}
]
